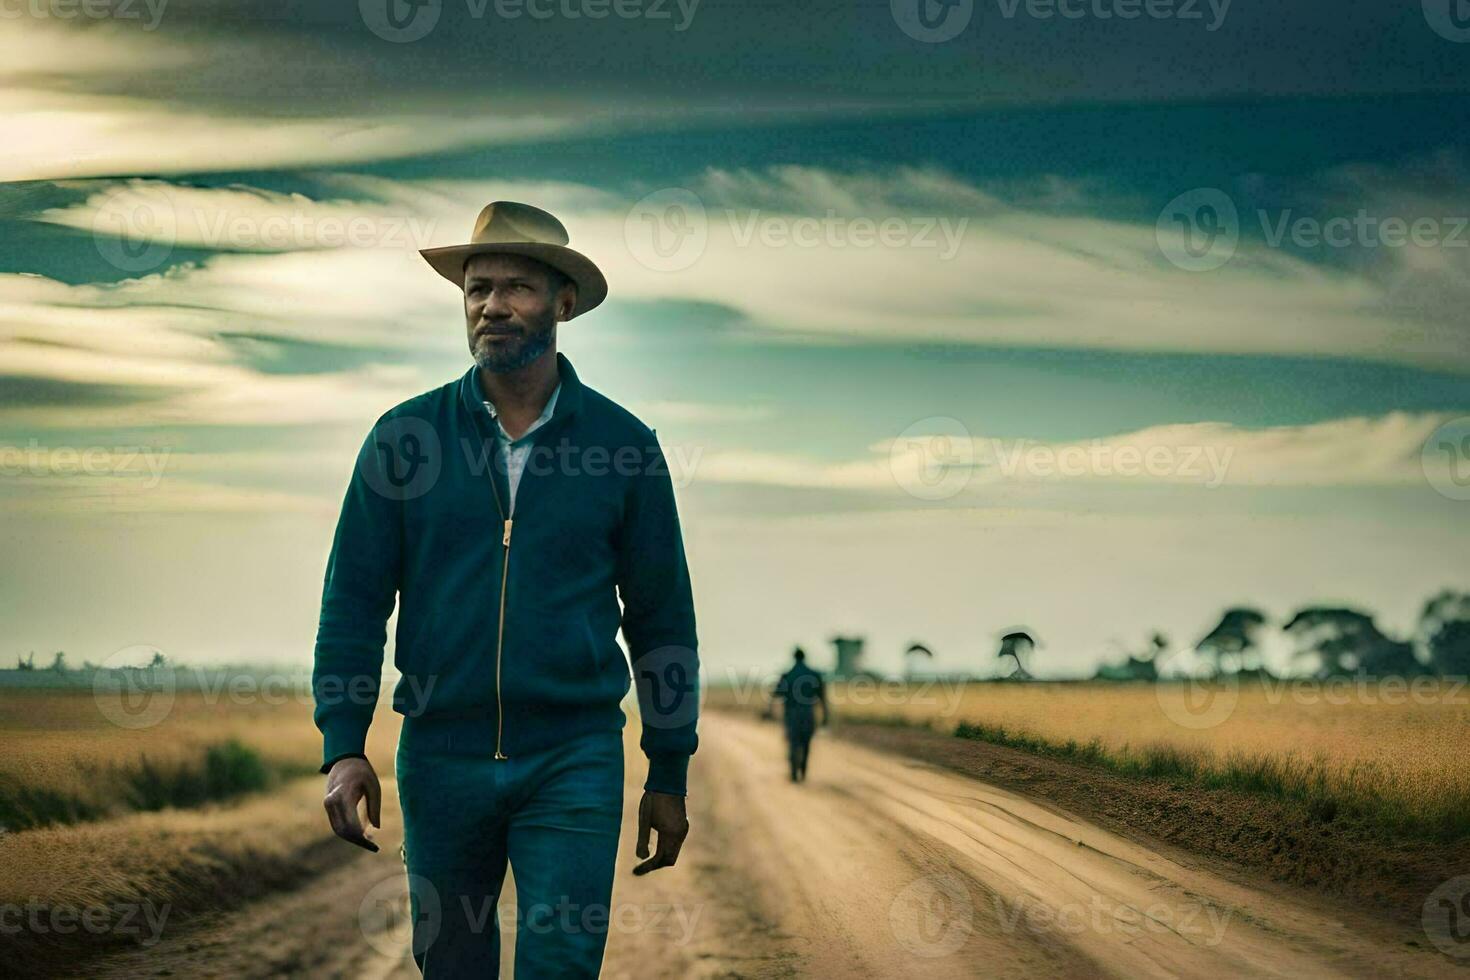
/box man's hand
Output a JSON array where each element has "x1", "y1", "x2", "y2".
[
  {"x1": 633, "y1": 791, "x2": 688, "y2": 875},
  {"x1": 323, "y1": 756, "x2": 382, "y2": 852}
]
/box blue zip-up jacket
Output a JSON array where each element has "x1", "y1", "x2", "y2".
[{"x1": 311, "y1": 352, "x2": 700, "y2": 795}]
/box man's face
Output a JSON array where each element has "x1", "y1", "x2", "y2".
[{"x1": 463, "y1": 253, "x2": 575, "y2": 373}]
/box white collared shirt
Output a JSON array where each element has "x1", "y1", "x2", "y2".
[{"x1": 483, "y1": 382, "x2": 561, "y2": 513}]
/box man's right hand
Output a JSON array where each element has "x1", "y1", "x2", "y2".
[{"x1": 323, "y1": 756, "x2": 382, "y2": 852}]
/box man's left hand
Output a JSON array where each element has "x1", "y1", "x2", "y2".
[{"x1": 633, "y1": 791, "x2": 689, "y2": 875}]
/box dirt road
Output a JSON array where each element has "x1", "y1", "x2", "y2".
[
  {"x1": 90, "y1": 712, "x2": 1462, "y2": 978},
  {"x1": 688, "y1": 714, "x2": 1457, "y2": 978}
]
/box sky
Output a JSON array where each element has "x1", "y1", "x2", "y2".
[{"x1": 1, "y1": 0, "x2": 1468, "y2": 680}]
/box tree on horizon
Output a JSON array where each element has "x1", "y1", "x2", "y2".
[{"x1": 1195, "y1": 608, "x2": 1267, "y2": 676}]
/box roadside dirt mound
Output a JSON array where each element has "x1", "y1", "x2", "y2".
[{"x1": 832, "y1": 721, "x2": 1470, "y2": 932}]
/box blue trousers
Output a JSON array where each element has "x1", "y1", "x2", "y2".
[{"x1": 395, "y1": 720, "x2": 625, "y2": 978}]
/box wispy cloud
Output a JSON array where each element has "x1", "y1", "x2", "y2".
[
  {"x1": 589, "y1": 164, "x2": 1470, "y2": 369},
  {"x1": 0, "y1": 20, "x2": 622, "y2": 180},
  {"x1": 679, "y1": 412, "x2": 1451, "y2": 493},
  {"x1": 7, "y1": 162, "x2": 1468, "y2": 443}
]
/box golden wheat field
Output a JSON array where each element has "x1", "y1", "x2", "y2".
[
  {"x1": 0, "y1": 688, "x2": 399, "y2": 823},
  {"x1": 711, "y1": 677, "x2": 1470, "y2": 838},
  {"x1": 0, "y1": 687, "x2": 403, "y2": 970}
]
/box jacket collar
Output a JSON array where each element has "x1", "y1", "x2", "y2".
[{"x1": 459, "y1": 351, "x2": 584, "y2": 426}]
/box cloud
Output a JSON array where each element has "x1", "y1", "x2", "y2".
[
  {"x1": 0, "y1": 441, "x2": 334, "y2": 513},
  {"x1": 0, "y1": 175, "x2": 636, "y2": 426},
  {"x1": 0, "y1": 442, "x2": 373, "y2": 514},
  {"x1": 0, "y1": 18, "x2": 657, "y2": 180},
  {"x1": 9, "y1": 0, "x2": 1468, "y2": 181},
  {"x1": 0, "y1": 473, "x2": 330, "y2": 514},
  {"x1": 964, "y1": 413, "x2": 1445, "y2": 488},
  {"x1": 0, "y1": 14, "x2": 964, "y2": 181},
  {"x1": 576, "y1": 164, "x2": 1470, "y2": 369},
  {"x1": 0, "y1": 265, "x2": 434, "y2": 428},
  {"x1": 677, "y1": 412, "x2": 1451, "y2": 494},
  {"x1": 36, "y1": 180, "x2": 444, "y2": 253},
  {"x1": 1, "y1": 177, "x2": 479, "y2": 426},
  {"x1": 0, "y1": 89, "x2": 590, "y2": 182},
  {"x1": 5, "y1": 162, "x2": 1467, "y2": 440},
  {"x1": 4, "y1": 413, "x2": 1437, "y2": 516}
]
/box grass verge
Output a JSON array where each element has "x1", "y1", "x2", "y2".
[
  {"x1": 950, "y1": 719, "x2": 1468, "y2": 842},
  {"x1": 0, "y1": 777, "x2": 378, "y2": 979},
  {"x1": 0, "y1": 740, "x2": 310, "y2": 832}
]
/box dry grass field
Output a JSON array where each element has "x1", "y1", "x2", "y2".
[
  {"x1": 4, "y1": 684, "x2": 1466, "y2": 976},
  {"x1": 0, "y1": 688, "x2": 402, "y2": 976},
  {"x1": 712, "y1": 677, "x2": 1470, "y2": 840},
  {"x1": 0, "y1": 687, "x2": 400, "y2": 829}
]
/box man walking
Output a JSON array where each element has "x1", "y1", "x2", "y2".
[
  {"x1": 770, "y1": 647, "x2": 827, "y2": 782},
  {"x1": 313, "y1": 202, "x2": 701, "y2": 977}
]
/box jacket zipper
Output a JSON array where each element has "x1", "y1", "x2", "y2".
[
  {"x1": 494, "y1": 514, "x2": 512, "y2": 760},
  {"x1": 481, "y1": 399, "x2": 563, "y2": 760},
  {"x1": 483, "y1": 427, "x2": 512, "y2": 761}
]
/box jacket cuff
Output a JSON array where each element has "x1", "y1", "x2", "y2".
[
  {"x1": 319, "y1": 714, "x2": 372, "y2": 773},
  {"x1": 643, "y1": 753, "x2": 690, "y2": 797},
  {"x1": 320, "y1": 752, "x2": 368, "y2": 775}
]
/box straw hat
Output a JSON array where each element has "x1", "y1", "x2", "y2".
[{"x1": 419, "y1": 201, "x2": 608, "y2": 318}]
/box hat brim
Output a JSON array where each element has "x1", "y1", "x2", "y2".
[{"x1": 418, "y1": 242, "x2": 608, "y2": 319}]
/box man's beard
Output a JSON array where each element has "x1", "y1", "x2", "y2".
[{"x1": 471, "y1": 320, "x2": 555, "y2": 373}]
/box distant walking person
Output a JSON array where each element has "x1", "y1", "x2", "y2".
[{"x1": 770, "y1": 648, "x2": 828, "y2": 782}]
